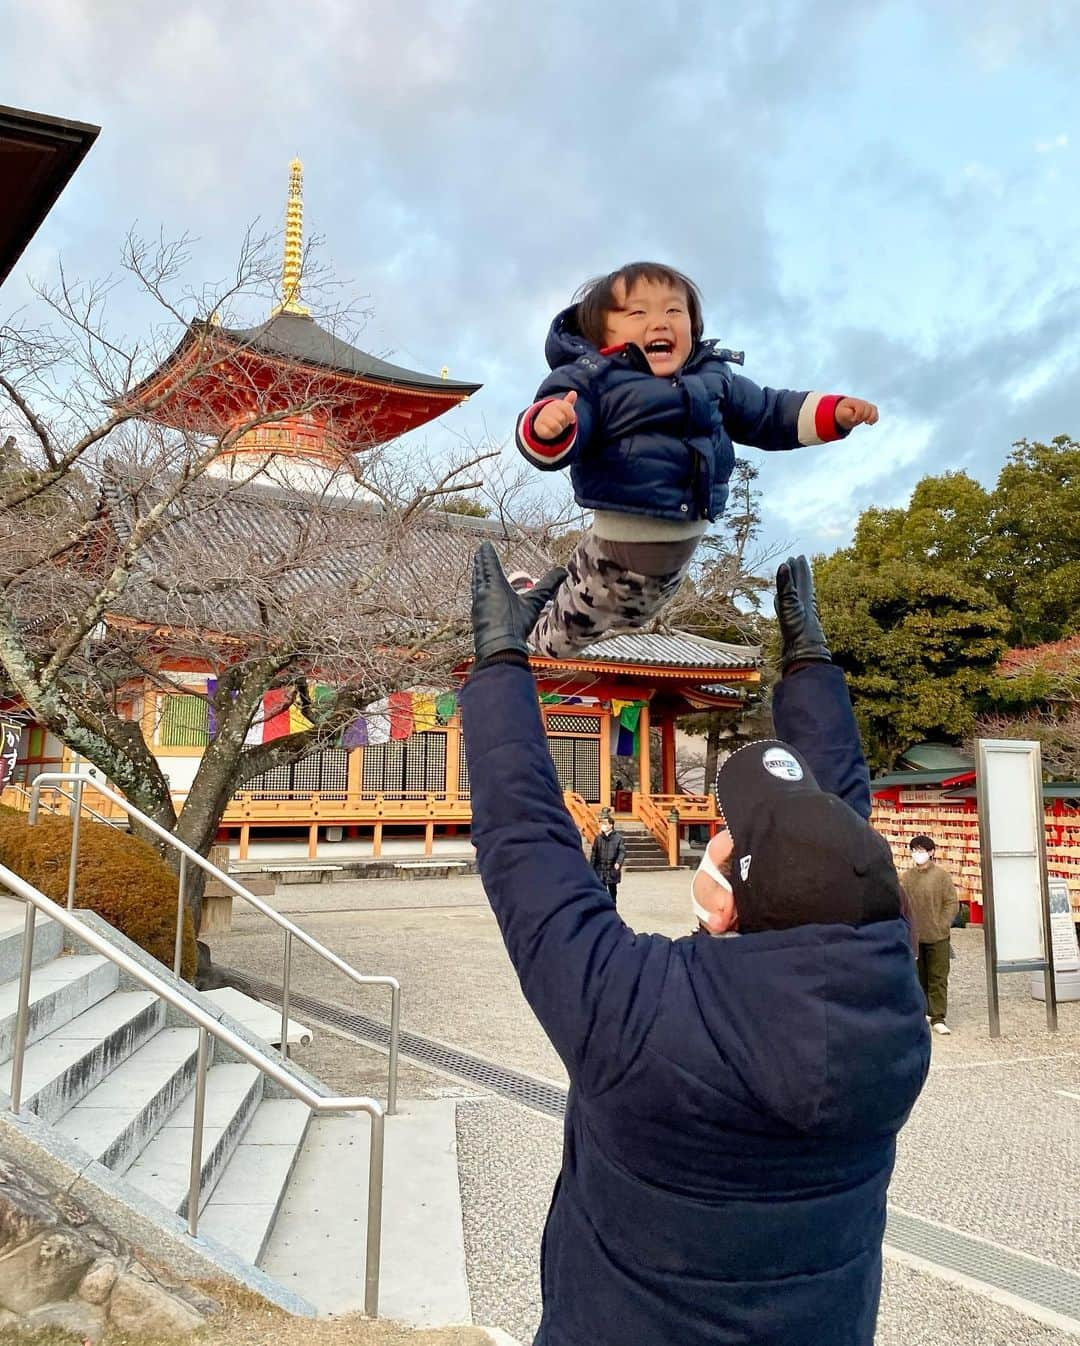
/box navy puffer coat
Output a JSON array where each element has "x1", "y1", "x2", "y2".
[
  {"x1": 515, "y1": 305, "x2": 843, "y2": 522},
  {"x1": 461, "y1": 661, "x2": 929, "y2": 1346}
]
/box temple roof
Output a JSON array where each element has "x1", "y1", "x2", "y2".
[
  {"x1": 573, "y1": 630, "x2": 758, "y2": 671},
  {"x1": 0, "y1": 103, "x2": 99, "y2": 287},
  {"x1": 91, "y1": 474, "x2": 757, "y2": 684},
  {"x1": 215, "y1": 312, "x2": 480, "y2": 395}
]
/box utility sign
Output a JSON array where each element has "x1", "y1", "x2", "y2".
[{"x1": 976, "y1": 739, "x2": 1057, "y2": 1035}]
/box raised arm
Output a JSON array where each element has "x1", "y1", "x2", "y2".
[
  {"x1": 769, "y1": 555, "x2": 872, "y2": 818},
  {"x1": 461, "y1": 544, "x2": 671, "y2": 1091}
]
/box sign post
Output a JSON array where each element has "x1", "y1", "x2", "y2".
[{"x1": 976, "y1": 739, "x2": 1056, "y2": 1036}]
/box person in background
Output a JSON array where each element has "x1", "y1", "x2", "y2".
[
  {"x1": 590, "y1": 813, "x2": 626, "y2": 905},
  {"x1": 900, "y1": 834, "x2": 959, "y2": 1035}
]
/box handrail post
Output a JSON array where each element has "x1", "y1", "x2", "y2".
[
  {"x1": 66, "y1": 778, "x2": 84, "y2": 911},
  {"x1": 364, "y1": 1106, "x2": 385, "y2": 1316},
  {"x1": 9, "y1": 901, "x2": 37, "y2": 1113},
  {"x1": 387, "y1": 984, "x2": 400, "y2": 1116},
  {"x1": 281, "y1": 931, "x2": 293, "y2": 1061},
  {"x1": 174, "y1": 854, "x2": 188, "y2": 979},
  {"x1": 187, "y1": 1028, "x2": 210, "y2": 1237}
]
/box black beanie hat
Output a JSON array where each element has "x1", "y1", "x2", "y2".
[{"x1": 714, "y1": 740, "x2": 902, "y2": 933}]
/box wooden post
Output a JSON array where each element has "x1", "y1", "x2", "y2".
[
  {"x1": 424, "y1": 821, "x2": 434, "y2": 856},
  {"x1": 239, "y1": 824, "x2": 250, "y2": 861},
  {"x1": 638, "y1": 702, "x2": 651, "y2": 798},
  {"x1": 445, "y1": 720, "x2": 461, "y2": 804},
  {"x1": 308, "y1": 823, "x2": 318, "y2": 860},
  {"x1": 667, "y1": 814, "x2": 679, "y2": 867},
  {"x1": 661, "y1": 718, "x2": 676, "y2": 796},
  {"x1": 373, "y1": 821, "x2": 383, "y2": 858},
  {"x1": 347, "y1": 745, "x2": 363, "y2": 817},
  {"x1": 599, "y1": 710, "x2": 612, "y2": 810}
]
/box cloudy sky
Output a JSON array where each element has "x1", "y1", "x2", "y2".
[{"x1": 4, "y1": 0, "x2": 1080, "y2": 561}]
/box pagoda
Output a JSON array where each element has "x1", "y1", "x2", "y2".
[{"x1": 117, "y1": 159, "x2": 480, "y2": 475}]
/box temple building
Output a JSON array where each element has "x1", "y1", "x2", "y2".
[{"x1": 3, "y1": 162, "x2": 751, "y2": 864}]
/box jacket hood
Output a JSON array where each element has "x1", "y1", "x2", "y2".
[
  {"x1": 687, "y1": 918, "x2": 929, "y2": 1137},
  {"x1": 545, "y1": 304, "x2": 595, "y2": 370}
]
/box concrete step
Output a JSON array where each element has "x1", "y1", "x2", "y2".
[
  {"x1": 0, "y1": 991, "x2": 164, "y2": 1122},
  {"x1": 0, "y1": 899, "x2": 63, "y2": 984},
  {"x1": 199, "y1": 1098, "x2": 312, "y2": 1264},
  {"x1": 124, "y1": 1063, "x2": 264, "y2": 1220},
  {"x1": 53, "y1": 1026, "x2": 203, "y2": 1173},
  {"x1": 261, "y1": 1100, "x2": 470, "y2": 1326},
  {"x1": 0, "y1": 954, "x2": 118, "y2": 1064}
]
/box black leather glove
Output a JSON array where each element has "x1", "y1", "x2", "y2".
[
  {"x1": 775, "y1": 554, "x2": 832, "y2": 673},
  {"x1": 471, "y1": 541, "x2": 567, "y2": 665}
]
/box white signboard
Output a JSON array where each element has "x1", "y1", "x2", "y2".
[
  {"x1": 1048, "y1": 879, "x2": 1080, "y2": 973},
  {"x1": 978, "y1": 740, "x2": 1046, "y2": 965}
]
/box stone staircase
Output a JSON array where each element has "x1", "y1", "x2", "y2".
[
  {"x1": 617, "y1": 821, "x2": 675, "y2": 870},
  {"x1": 0, "y1": 897, "x2": 470, "y2": 1325}
]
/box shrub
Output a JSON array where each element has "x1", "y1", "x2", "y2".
[{"x1": 0, "y1": 813, "x2": 197, "y2": 981}]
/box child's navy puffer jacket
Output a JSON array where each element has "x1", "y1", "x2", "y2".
[{"x1": 516, "y1": 304, "x2": 845, "y2": 522}]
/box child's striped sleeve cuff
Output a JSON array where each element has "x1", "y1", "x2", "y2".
[
  {"x1": 796, "y1": 393, "x2": 846, "y2": 445},
  {"x1": 516, "y1": 398, "x2": 577, "y2": 467}
]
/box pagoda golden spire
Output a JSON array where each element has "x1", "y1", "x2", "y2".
[{"x1": 275, "y1": 156, "x2": 310, "y2": 317}]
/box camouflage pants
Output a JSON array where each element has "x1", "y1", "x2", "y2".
[{"x1": 531, "y1": 530, "x2": 699, "y2": 659}]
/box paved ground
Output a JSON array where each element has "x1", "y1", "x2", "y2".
[{"x1": 207, "y1": 869, "x2": 1080, "y2": 1344}]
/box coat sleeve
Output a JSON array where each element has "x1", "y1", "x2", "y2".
[
  {"x1": 614, "y1": 835, "x2": 627, "y2": 869},
  {"x1": 460, "y1": 663, "x2": 671, "y2": 1092},
  {"x1": 770, "y1": 663, "x2": 872, "y2": 819},
  {"x1": 719, "y1": 370, "x2": 848, "y2": 452},
  {"x1": 515, "y1": 367, "x2": 598, "y2": 472}
]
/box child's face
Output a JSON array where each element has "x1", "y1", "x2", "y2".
[{"x1": 601, "y1": 277, "x2": 694, "y2": 376}]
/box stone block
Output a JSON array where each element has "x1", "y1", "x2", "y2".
[
  {"x1": 199, "y1": 893, "x2": 233, "y2": 935},
  {"x1": 0, "y1": 1228, "x2": 94, "y2": 1312},
  {"x1": 24, "y1": 1297, "x2": 108, "y2": 1344},
  {"x1": 109, "y1": 1271, "x2": 204, "y2": 1337},
  {"x1": 78, "y1": 1255, "x2": 119, "y2": 1304},
  {"x1": 0, "y1": 1182, "x2": 57, "y2": 1257}
]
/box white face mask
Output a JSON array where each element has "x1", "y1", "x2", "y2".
[
  {"x1": 911, "y1": 849, "x2": 930, "y2": 867},
  {"x1": 691, "y1": 849, "x2": 733, "y2": 928}
]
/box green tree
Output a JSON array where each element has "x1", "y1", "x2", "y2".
[
  {"x1": 985, "y1": 436, "x2": 1080, "y2": 645},
  {"x1": 814, "y1": 554, "x2": 1009, "y2": 770}
]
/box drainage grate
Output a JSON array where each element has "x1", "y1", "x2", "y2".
[
  {"x1": 223, "y1": 969, "x2": 570, "y2": 1118},
  {"x1": 885, "y1": 1208, "x2": 1080, "y2": 1323},
  {"x1": 223, "y1": 970, "x2": 1080, "y2": 1330}
]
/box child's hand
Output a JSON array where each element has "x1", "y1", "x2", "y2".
[
  {"x1": 835, "y1": 397, "x2": 878, "y2": 430},
  {"x1": 533, "y1": 391, "x2": 578, "y2": 441}
]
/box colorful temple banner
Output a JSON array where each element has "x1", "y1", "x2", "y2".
[
  {"x1": 388, "y1": 691, "x2": 413, "y2": 741},
  {"x1": 435, "y1": 692, "x2": 457, "y2": 724}
]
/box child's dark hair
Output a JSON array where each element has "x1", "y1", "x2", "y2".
[
  {"x1": 574, "y1": 262, "x2": 704, "y2": 348},
  {"x1": 909, "y1": 835, "x2": 936, "y2": 852}
]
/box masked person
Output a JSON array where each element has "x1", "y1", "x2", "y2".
[
  {"x1": 462, "y1": 543, "x2": 929, "y2": 1346},
  {"x1": 589, "y1": 814, "x2": 626, "y2": 905},
  {"x1": 900, "y1": 834, "x2": 959, "y2": 1035}
]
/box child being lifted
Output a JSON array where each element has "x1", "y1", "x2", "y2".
[{"x1": 515, "y1": 262, "x2": 877, "y2": 657}]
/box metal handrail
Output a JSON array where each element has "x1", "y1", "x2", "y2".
[
  {"x1": 38, "y1": 780, "x2": 122, "y2": 829},
  {"x1": 0, "y1": 863, "x2": 385, "y2": 1315},
  {"x1": 29, "y1": 773, "x2": 399, "y2": 1115}
]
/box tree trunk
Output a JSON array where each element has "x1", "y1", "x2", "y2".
[{"x1": 703, "y1": 722, "x2": 723, "y2": 798}]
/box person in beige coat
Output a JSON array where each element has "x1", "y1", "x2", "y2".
[{"x1": 900, "y1": 834, "x2": 959, "y2": 1034}]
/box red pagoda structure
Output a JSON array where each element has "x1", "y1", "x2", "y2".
[{"x1": 116, "y1": 159, "x2": 480, "y2": 473}]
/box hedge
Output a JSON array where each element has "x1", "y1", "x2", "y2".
[{"x1": 0, "y1": 813, "x2": 197, "y2": 982}]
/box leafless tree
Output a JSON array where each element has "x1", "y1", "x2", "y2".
[{"x1": 0, "y1": 229, "x2": 545, "y2": 938}]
